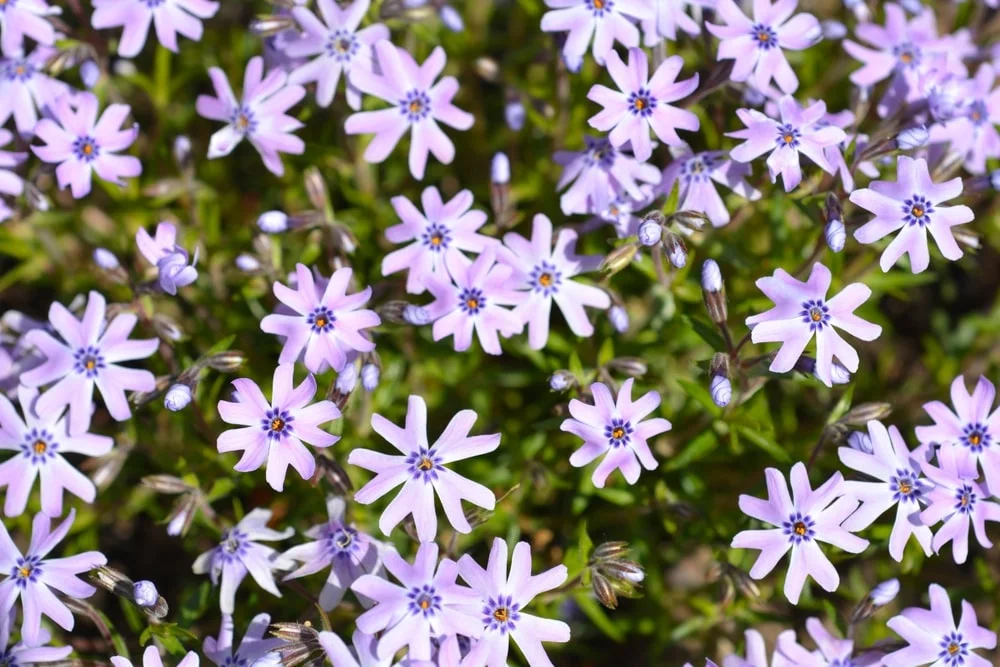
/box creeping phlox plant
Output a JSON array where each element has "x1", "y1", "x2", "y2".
[{"x1": 0, "y1": 0, "x2": 1000, "y2": 665}]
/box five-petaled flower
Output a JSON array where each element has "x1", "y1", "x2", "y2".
[
  {"x1": 659, "y1": 147, "x2": 760, "y2": 227},
  {"x1": 112, "y1": 645, "x2": 199, "y2": 667},
  {"x1": 730, "y1": 462, "x2": 869, "y2": 604},
  {"x1": 0, "y1": 618, "x2": 72, "y2": 667},
  {"x1": 540, "y1": 0, "x2": 653, "y2": 66},
  {"x1": 555, "y1": 135, "x2": 661, "y2": 215},
  {"x1": 745, "y1": 262, "x2": 882, "y2": 387},
  {"x1": 91, "y1": 0, "x2": 220, "y2": 58},
  {"x1": 560, "y1": 378, "x2": 671, "y2": 488},
  {"x1": 136, "y1": 221, "x2": 199, "y2": 295},
  {"x1": 348, "y1": 394, "x2": 500, "y2": 542},
  {"x1": 0, "y1": 46, "x2": 72, "y2": 137},
  {"x1": 849, "y1": 156, "x2": 974, "y2": 274},
  {"x1": 927, "y1": 64, "x2": 1000, "y2": 175},
  {"x1": 202, "y1": 613, "x2": 286, "y2": 667}
]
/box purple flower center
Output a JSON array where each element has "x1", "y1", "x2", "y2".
[
  {"x1": 938, "y1": 631, "x2": 968, "y2": 666},
  {"x1": 604, "y1": 418, "x2": 633, "y2": 448},
  {"x1": 216, "y1": 529, "x2": 248, "y2": 563},
  {"x1": 0, "y1": 0, "x2": 17, "y2": 12},
  {"x1": 627, "y1": 88, "x2": 657, "y2": 117},
  {"x1": 585, "y1": 138, "x2": 616, "y2": 169},
  {"x1": 892, "y1": 41, "x2": 921, "y2": 69},
  {"x1": 530, "y1": 261, "x2": 562, "y2": 296},
  {"x1": 901, "y1": 194, "x2": 933, "y2": 227},
  {"x1": 961, "y1": 423, "x2": 991, "y2": 453},
  {"x1": 2, "y1": 58, "x2": 33, "y2": 82},
  {"x1": 890, "y1": 469, "x2": 925, "y2": 503},
  {"x1": 326, "y1": 525, "x2": 363, "y2": 560},
  {"x1": 953, "y1": 484, "x2": 977, "y2": 515},
  {"x1": 799, "y1": 299, "x2": 829, "y2": 331},
  {"x1": 967, "y1": 99, "x2": 989, "y2": 126},
  {"x1": 261, "y1": 407, "x2": 294, "y2": 440},
  {"x1": 406, "y1": 447, "x2": 444, "y2": 482},
  {"x1": 482, "y1": 594, "x2": 521, "y2": 634},
  {"x1": 400, "y1": 90, "x2": 431, "y2": 123},
  {"x1": 0, "y1": 648, "x2": 20, "y2": 667},
  {"x1": 681, "y1": 154, "x2": 717, "y2": 183},
  {"x1": 828, "y1": 661, "x2": 854, "y2": 667},
  {"x1": 21, "y1": 427, "x2": 57, "y2": 466},
  {"x1": 231, "y1": 106, "x2": 257, "y2": 135},
  {"x1": 782, "y1": 511, "x2": 815, "y2": 544},
  {"x1": 585, "y1": 0, "x2": 613, "y2": 17},
  {"x1": 74, "y1": 346, "x2": 106, "y2": 378},
  {"x1": 308, "y1": 306, "x2": 336, "y2": 333},
  {"x1": 422, "y1": 222, "x2": 452, "y2": 252},
  {"x1": 775, "y1": 124, "x2": 801, "y2": 149},
  {"x1": 11, "y1": 555, "x2": 42, "y2": 588},
  {"x1": 407, "y1": 584, "x2": 441, "y2": 617},
  {"x1": 221, "y1": 656, "x2": 248, "y2": 667},
  {"x1": 73, "y1": 136, "x2": 101, "y2": 162},
  {"x1": 143, "y1": 0, "x2": 166, "y2": 7},
  {"x1": 325, "y1": 29, "x2": 359, "y2": 62},
  {"x1": 750, "y1": 23, "x2": 778, "y2": 50},
  {"x1": 458, "y1": 287, "x2": 486, "y2": 315}
]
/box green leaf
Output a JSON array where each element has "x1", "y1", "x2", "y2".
[
  {"x1": 573, "y1": 592, "x2": 625, "y2": 642},
  {"x1": 685, "y1": 316, "x2": 726, "y2": 353},
  {"x1": 676, "y1": 377, "x2": 721, "y2": 417},
  {"x1": 595, "y1": 487, "x2": 636, "y2": 506},
  {"x1": 665, "y1": 430, "x2": 718, "y2": 471},
  {"x1": 734, "y1": 425, "x2": 790, "y2": 462}
]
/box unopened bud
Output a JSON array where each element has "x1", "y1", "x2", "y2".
[
  {"x1": 606, "y1": 357, "x2": 647, "y2": 377},
  {"x1": 314, "y1": 454, "x2": 354, "y2": 494},
  {"x1": 403, "y1": 304, "x2": 431, "y2": 325},
  {"x1": 870, "y1": 578, "x2": 900, "y2": 606},
  {"x1": 549, "y1": 370, "x2": 576, "y2": 391},
  {"x1": 847, "y1": 430, "x2": 873, "y2": 454},
  {"x1": 328, "y1": 363, "x2": 357, "y2": 410},
  {"x1": 257, "y1": 210, "x2": 289, "y2": 234},
  {"x1": 701, "y1": 260, "x2": 722, "y2": 293},
  {"x1": 830, "y1": 361, "x2": 851, "y2": 385},
  {"x1": 838, "y1": 402, "x2": 892, "y2": 427},
  {"x1": 825, "y1": 219, "x2": 846, "y2": 252},
  {"x1": 600, "y1": 242, "x2": 639, "y2": 276},
  {"x1": 598, "y1": 559, "x2": 645, "y2": 583},
  {"x1": 235, "y1": 254, "x2": 261, "y2": 272},
  {"x1": 250, "y1": 14, "x2": 297, "y2": 36},
  {"x1": 669, "y1": 210, "x2": 709, "y2": 232},
  {"x1": 591, "y1": 572, "x2": 618, "y2": 609},
  {"x1": 505, "y1": 98, "x2": 526, "y2": 131},
  {"x1": 24, "y1": 182, "x2": 50, "y2": 212},
  {"x1": 894, "y1": 124, "x2": 929, "y2": 151},
  {"x1": 662, "y1": 232, "x2": 687, "y2": 268},
  {"x1": 164, "y1": 384, "x2": 192, "y2": 411},
  {"x1": 439, "y1": 5, "x2": 464, "y2": 31},
  {"x1": 608, "y1": 305, "x2": 629, "y2": 333},
  {"x1": 361, "y1": 363, "x2": 380, "y2": 392},
  {"x1": 329, "y1": 223, "x2": 358, "y2": 254},
  {"x1": 990, "y1": 169, "x2": 1000, "y2": 192},
  {"x1": 80, "y1": 60, "x2": 100, "y2": 88},
  {"x1": 637, "y1": 220, "x2": 662, "y2": 247},
  {"x1": 140, "y1": 475, "x2": 194, "y2": 494},
  {"x1": 152, "y1": 314, "x2": 183, "y2": 341},
  {"x1": 132, "y1": 580, "x2": 159, "y2": 607},
  {"x1": 821, "y1": 19, "x2": 847, "y2": 40},
  {"x1": 93, "y1": 248, "x2": 120, "y2": 270},
  {"x1": 304, "y1": 166, "x2": 330, "y2": 212},
  {"x1": 173, "y1": 136, "x2": 192, "y2": 172},
  {"x1": 474, "y1": 57, "x2": 499, "y2": 82},
  {"x1": 491, "y1": 152, "x2": 510, "y2": 184},
  {"x1": 710, "y1": 376, "x2": 732, "y2": 408},
  {"x1": 592, "y1": 541, "x2": 630, "y2": 561},
  {"x1": 166, "y1": 493, "x2": 198, "y2": 537}
]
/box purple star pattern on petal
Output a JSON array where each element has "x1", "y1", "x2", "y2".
[
  {"x1": 91, "y1": 0, "x2": 220, "y2": 58},
  {"x1": 203, "y1": 613, "x2": 287, "y2": 667},
  {"x1": 555, "y1": 136, "x2": 661, "y2": 215},
  {"x1": 540, "y1": 0, "x2": 654, "y2": 66},
  {"x1": 659, "y1": 147, "x2": 760, "y2": 227}
]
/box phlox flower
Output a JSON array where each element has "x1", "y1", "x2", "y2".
[
  {"x1": 927, "y1": 64, "x2": 1000, "y2": 174},
  {"x1": 348, "y1": 394, "x2": 500, "y2": 542},
  {"x1": 587, "y1": 185, "x2": 655, "y2": 238},
  {"x1": 641, "y1": 0, "x2": 713, "y2": 45},
  {"x1": 216, "y1": 363, "x2": 340, "y2": 492},
  {"x1": 730, "y1": 462, "x2": 869, "y2": 604},
  {"x1": 0, "y1": 385, "x2": 112, "y2": 517},
  {"x1": 560, "y1": 378, "x2": 671, "y2": 488},
  {"x1": 91, "y1": 0, "x2": 220, "y2": 58},
  {"x1": 457, "y1": 537, "x2": 571, "y2": 667},
  {"x1": 659, "y1": 147, "x2": 760, "y2": 227},
  {"x1": 745, "y1": 262, "x2": 882, "y2": 387},
  {"x1": 723, "y1": 629, "x2": 773, "y2": 667},
  {"x1": 318, "y1": 629, "x2": 393, "y2": 667},
  {"x1": 540, "y1": 0, "x2": 653, "y2": 66},
  {"x1": 136, "y1": 222, "x2": 198, "y2": 295},
  {"x1": 587, "y1": 48, "x2": 699, "y2": 162},
  {"x1": 499, "y1": 213, "x2": 610, "y2": 349},
  {"x1": 203, "y1": 614, "x2": 286, "y2": 667},
  {"x1": 850, "y1": 156, "x2": 973, "y2": 274},
  {"x1": 381, "y1": 186, "x2": 493, "y2": 294},
  {"x1": 283, "y1": 0, "x2": 388, "y2": 109},
  {"x1": 351, "y1": 542, "x2": 482, "y2": 662},
  {"x1": 0, "y1": 0, "x2": 59, "y2": 56},
  {"x1": 883, "y1": 583, "x2": 996, "y2": 667},
  {"x1": 916, "y1": 375, "x2": 1000, "y2": 495},
  {"x1": 281, "y1": 495, "x2": 382, "y2": 611},
  {"x1": 0, "y1": 129, "x2": 25, "y2": 219},
  {"x1": 555, "y1": 136, "x2": 661, "y2": 215},
  {"x1": 0, "y1": 46, "x2": 72, "y2": 137},
  {"x1": 0, "y1": 509, "x2": 107, "y2": 645},
  {"x1": 424, "y1": 247, "x2": 522, "y2": 356},
  {"x1": 32, "y1": 93, "x2": 141, "y2": 199},
  {"x1": 706, "y1": 0, "x2": 820, "y2": 94},
  {"x1": 196, "y1": 56, "x2": 306, "y2": 176},
  {"x1": 727, "y1": 96, "x2": 846, "y2": 192},
  {"x1": 776, "y1": 618, "x2": 880, "y2": 667},
  {"x1": 345, "y1": 42, "x2": 473, "y2": 180},
  {"x1": 260, "y1": 264, "x2": 379, "y2": 374},
  {"x1": 837, "y1": 420, "x2": 933, "y2": 562},
  {"x1": 918, "y1": 444, "x2": 1000, "y2": 564},
  {"x1": 20, "y1": 290, "x2": 158, "y2": 434},
  {"x1": 112, "y1": 645, "x2": 198, "y2": 667},
  {"x1": 191, "y1": 507, "x2": 294, "y2": 614},
  {"x1": 0, "y1": 618, "x2": 71, "y2": 667}
]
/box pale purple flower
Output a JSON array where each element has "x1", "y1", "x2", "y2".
[
  {"x1": 32, "y1": 93, "x2": 141, "y2": 199},
  {"x1": 136, "y1": 222, "x2": 198, "y2": 295},
  {"x1": 776, "y1": 618, "x2": 881, "y2": 667},
  {"x1": 728, "y1": 96, "x2": 846, "y2": 192},
  {"x1": 916, "y1": 375, "x2": 1000, "y2": 496},
  {"x1": 0, "y1": 618, "x2": 71, "y2": 667},
  {"x1": 91, "y1": 0, "x2": 220, "y2": 57},
  {"x1": 0, "y1": 129, "x2": 25, "y2": 212},
  {"x1": 20, "y1": 291, "x2": 158, "y2": 434},
  {"x1": 540, "y1": 0, "x2": 653, "y2": 66},
  {"x1": 724, "y1": 630, "x2": 772, "y2": 667},
  {"x1": 203, "y1": 614, "x2": 286, "y2": 667},
  {"x1": 196, "y1": 56, "x2": 306, "y2": 176},
  {"x1": 283, "y1": 0, "x2": 388, "y2": 109},
  {"x1": 918, "y1": 444, "x2": 1000, "y2": 564},
  {"x1": 318, "y1": 629, "x2": 393, "y2": 667},
  {"x1": 111, "y1": 645, "x2": 199, "y2": 667},
  {"x1": 344, "y1": 41, "x2": 473, "y2": 180},
  {"x1": 281, "y1": 495, "x2": 382, "y2": 611},
  {"x1": 642, "y1": 0, "x2": 713, "y2": 45},
  {"x1": 659, "y1": 148, "x2": 760, "y2": 227},
  {"x1": 706, "y1": 0, "x2": 820, "y2": 94},
  {"x1": 499, "y1": 213, "x2": 610, "y2": 349},
  {"x1": 730, "y1": 462, "x2": 869, "y2": 605},
  {"x1": 0, "y1": 46, "x2": 72, "y2": 137},
  {"x1": 587, "y1": 48, "x2": 699, "y2": 161},
  {"x1": 837, "y1": 420, "x2": 933, "y2": 562},
  {"x1": 424, "y1": 247, "x2": 522, "y2": 356},
  {"x1": 381, "y1": 186, "x2": 493, "y2": 294},
  {"x1": 260, "y1": 264, "x2": 379, "y2": 374},
  {"x1": 0, "y1": 385, "x2": 112, "y2": 518},
  {"x1": 216, "y1": 363, "x2": 340, "y2": 492},
  {"x1": 191, "y1": 507, "x2": 294, "y2": 614},
  {"x1": 351, "y1": 542, "x2": 482, "y2": 662},
  {"x1": 560, "y1": 378, "x2": 671, "y2": 488},
  {"x1": 883, "y1": 583, "x2": 997, "y2": 667},
  {"x1": 457, "y1": 537, "x2": 570, "y2": 667},
  {"x1": 849, "y1": 156, "x2": 974, "y2": 274},
  {"x1": 0, "y1": 509, "x2": 107, "y2": 645},
  {"x1": 555, "y1": 136, "x2": 661, "y2": 215},
  {"x1": 745, "y1": 262, "x2": 882, "y2": 387},
  {"x1": 0, "y1": 0, "x2": 58, "y2": 56},
  {"x1": 347, "y1": 394, "x2": 500, "y2": 542}
]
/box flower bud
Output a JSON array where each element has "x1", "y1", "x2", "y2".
[
  {"x1": 821, "y1": 19, "x2": 847, "y2": 40},
  {"x1": 894, "y1": 124, "x2": 929, "y2": 151},
  {"x1": 164, "y1": 384, "x2": 192, "y2": 411},
  {"x1": 304, "y1": 166, "x2": 330, "y2": 212},
  {"x1": 173, "y1": 135, "x2": 193, "y2": 172},
  {"x1": 870, "y1": 578, "x2": 900, "y2": 606},
  {"x1": 710, "y1": 376, "x2": 732, "y2": 408},
  {"x1": 505, "y1": 98, "x2": 526, "y2": 131},
  {"x1": 257, "y1": 210, "x2": 289, "y2": 234},
  {"x1": 838, "y1": 402, "x2": 892, "y2": 427},
  {"x1": 439, "y1": 5, "x2": 464, "y2": 31},
  {"x1": 825, "y1": 219, "x2": 846, "y2": 252},
  {"x1": 600, "y1": 242, "x2": 639, "y2": 276},
  {"x1": 701, "y1": 260, "x2": 722, "y2": 293},
  {"x1": 80, "y1": 60, "x2": 100, "y2": 88},
  {"x1": 336, "y1": 363, "x2": 358, "y2": 394},
  {"x1": 113, "y1": 59, "x2": 137, "y2": 77},
  {"x1": 608, "y1": 305, "x2": 629, "y2": 333},
  {"x1": 204, "y1": 351, "x2": 246, "y2": 372},
  {"x1": 847, "y1": 430, "x2": 873, "y2": 454},
  {"x1": 152, "y1": 314, "x2": 183, "y2": 341},
  {"x1": 662, "y1": 232, "x2": 687, "y2": 268},
  {"x1": 491, "y1": 152, "x2": 510, "y2": 184},
  {"x1": 637, "y1": 220, "x2": 662, "y2": 247},
  {"x1": 140, "y1": 475, "x2": 194, "y2": 494},
  {"x1": 474, "y1": 57, "x2": 499, "y2": 82},
  {"x1": 250, "y1": 14, "x2": 297, "y2": 35},
  {"x1": 133, "y1": 580, "x2": 159, "y2": 607},
  {"x1": 830, "y1": 361, "x2": 851, "y2": 385},
  {"x1": 403, "y1": 304, "x2": 431, "y2": 325},
  {"x1": 24, "y1": 182, "x2": 50, "y2": 212},
  {"x1": 549, "y1": 370, "x2": 576, "y2": 392},
  {"x1": 166, "y1": 493, "x2": 198, "y2": 537},
  {"x1": 592, "y1": 541, "x2": 630, "y2": 561},
  {"x1": 591, "y1": 572, "x2": 618, "y2": 610},
  {"x1": 990, "y1": 169, "x2": 1000, "y2": 192},
  {"x1": 606, "y1": 357, "x2": 647, "y2": 377},
  {"x1": 314, "y1": 454, "x2": 354, "y2": 494},
  {"x1": 93, "y1": 248, "x2": 120, "y2": 270},
  {"x1": 668, "y1": 210, "x2": 709, "y2": 233},
  {"x1": 235, "y1": 253, "x2": 261, "y2": 272},
  {"x1": 361, "y1": 363, "x2": 380, "y2": 392}
]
